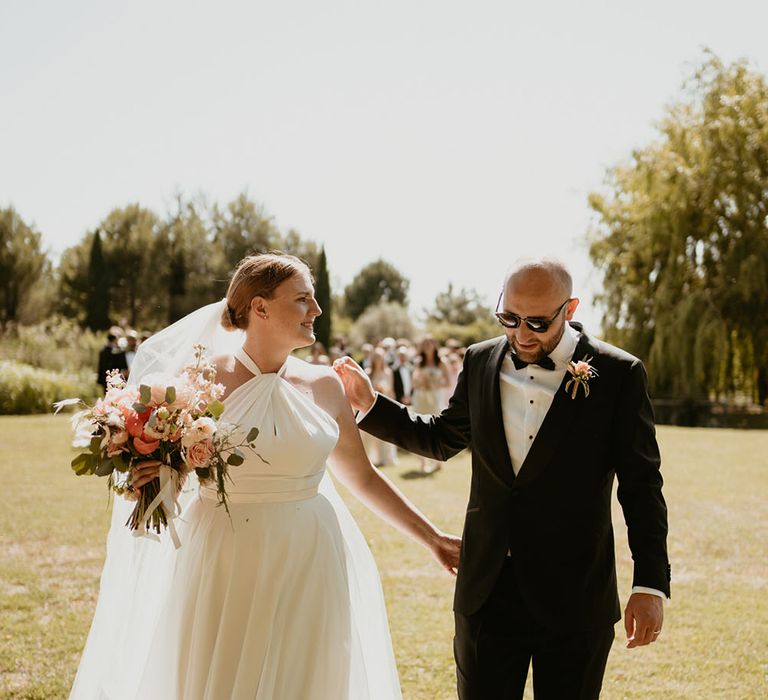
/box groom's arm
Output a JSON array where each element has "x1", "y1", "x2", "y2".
[
  {"x1": 358, "y1": 352, "x2": 473, "y2": 462},
  {"x1": 613, "y1": 359, "x2": 671, "y2": 597}
]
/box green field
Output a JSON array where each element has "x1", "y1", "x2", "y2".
[{"x1": 1, "y1": 416, "x2": 766, "y2": 699}]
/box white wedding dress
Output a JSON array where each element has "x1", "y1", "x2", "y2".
[{"x1": 70, "y1": 307, "x2": 402, "y2": 699}]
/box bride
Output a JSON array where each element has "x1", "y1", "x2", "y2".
[{"x1": 70, "y1": 252, "x2": 461, "y2": 699}]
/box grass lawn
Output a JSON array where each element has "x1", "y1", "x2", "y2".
[{"x1": 1, "y1": 415, "x2": 766, "y2": 699}]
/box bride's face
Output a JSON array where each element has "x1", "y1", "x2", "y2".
[{"x1": 261, "y1": 269, "x2": 322, "y2": 348}]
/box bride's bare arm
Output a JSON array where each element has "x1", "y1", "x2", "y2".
[{"x1": 315, "y1": 371, "x2": 461, "y2": 575}]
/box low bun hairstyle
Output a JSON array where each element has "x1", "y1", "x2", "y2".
[{"x1": 220, "y1": 252, "x2": 311, "y2": 331}]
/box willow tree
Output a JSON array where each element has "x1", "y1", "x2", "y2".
[{"x1": 589, "y1": 53, "x2": 768, "y2": 404}]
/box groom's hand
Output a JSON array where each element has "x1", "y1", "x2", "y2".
[
  {"x1": 332, "y1": 357, "x2": 377, "y2": 414},
  {"x1": 624, "y1": 592, "x2": 664, "y2": 648}
]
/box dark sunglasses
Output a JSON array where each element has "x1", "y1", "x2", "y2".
[{"x1": 494, "y1": 295, "x2": 571, "y2": 333}]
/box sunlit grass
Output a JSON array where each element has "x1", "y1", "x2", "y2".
[{"x1": 1, "y1": 416, "x2": 766, "y2": 698}]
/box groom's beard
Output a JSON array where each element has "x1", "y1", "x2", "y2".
[{"x1": 510, "y1": 323, "x2": 565, "y2": 363}]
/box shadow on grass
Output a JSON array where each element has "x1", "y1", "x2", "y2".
[{"x1": 400, "y1": 468, "x2": 441, "y2": 480}]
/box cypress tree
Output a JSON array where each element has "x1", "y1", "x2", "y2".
[
  {"x1": 314, "y1": 246, "x2": 332, "y2": 349},
  {"x1": 85, "y1": 230, "x2": 110, "y2": 330},
  {"x1": 168, "y1": 247, "x2": 187, "y2": 323}
]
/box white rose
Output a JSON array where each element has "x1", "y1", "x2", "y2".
[{"x1": 181, "y1": 417, "x2": 217, "y2": 447}]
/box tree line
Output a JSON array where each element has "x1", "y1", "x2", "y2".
[{"x1": 0, "y1": 194, "x2": 496, "y2": 352}]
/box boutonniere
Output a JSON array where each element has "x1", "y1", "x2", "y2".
[{"x1": 565, "y1": 356, "x2": 598, "y2": 399}]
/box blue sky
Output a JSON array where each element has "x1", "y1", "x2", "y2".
[{"x1": 2, "y1": 0, "x2": 767, "y2": 331}]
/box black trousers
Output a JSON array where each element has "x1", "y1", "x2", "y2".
[{"x1": 454, "y1": 559, "x2": 614, "y2": 700}]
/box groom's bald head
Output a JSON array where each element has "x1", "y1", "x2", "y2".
[{"x1": 503, "y1": 259, "x2": 573, "y2": 299}]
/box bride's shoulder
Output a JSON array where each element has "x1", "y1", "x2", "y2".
[
  {"x1": 288, "y1": 356, "x2": 344, "y2": 393},
  {"x1": 210, "y1": 353, "x2": 237, "y2": 376}
]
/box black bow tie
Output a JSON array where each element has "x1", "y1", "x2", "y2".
[{"x1": 510, "y1": 352, "x2": 556, "y2": 371}]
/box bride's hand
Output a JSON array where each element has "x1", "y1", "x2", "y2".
[
  {"x1": 429, "y1": 532, "x2": 462, "y2": 576},
  {"x1": 128, "y1": 459, "x2": 163, "y2": 497}
]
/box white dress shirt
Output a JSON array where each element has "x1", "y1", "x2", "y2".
[{"x1": 500, "y1": 324, "x2": 579, "y2": 475}]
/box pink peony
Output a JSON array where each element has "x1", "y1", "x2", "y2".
[
  {"x1": 134, "y1": 436, "x2": 160, "y2": 455},
  {"x1": 184, "y1": 438, "x2": 214, "y2": 469},
  {"x1": 572, "y1": 361, "x2": 592, "y2": 375}
]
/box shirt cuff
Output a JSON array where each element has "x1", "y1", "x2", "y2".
[
  {"x1": 355, "y1": 393, "x2": 380, "y2": 424},
  {"x1": 632, "y1": 586, "x2": 669, "y2": 603}
]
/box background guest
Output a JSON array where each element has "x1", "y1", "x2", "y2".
[
  {"x1": 411, "y1": 335, "x2": 450, "y2": 474},
  {"x1": 96, "y1": 327, "x2": 128, "y2": 391},
  {"x1": 392, "y1": 344, "x2": 414, "y2": 406},
  {"x1": 124, "y1": 330, "x2": 139, "y2": 374},
  {"x1": 362, "y1": 347, "x2": 399, "y2": 467}
]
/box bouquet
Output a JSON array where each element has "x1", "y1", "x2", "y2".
[{"x1": 56, "y1": 345, "x2": 261, "y2": 548}]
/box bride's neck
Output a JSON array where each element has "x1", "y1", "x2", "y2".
[{"x1": 241, "y1": 337, "x2": 291, "y2": 374}]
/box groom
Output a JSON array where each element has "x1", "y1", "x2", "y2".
[{"x1": 334, "y1": 259, "x2": 670, "y2": 699}]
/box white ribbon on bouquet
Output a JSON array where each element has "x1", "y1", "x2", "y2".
[{"x1": 134, "y1": 464, "x2": 182, "y2": 549}]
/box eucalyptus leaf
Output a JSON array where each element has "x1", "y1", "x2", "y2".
[
  {"x1": 227, "y1": 453, "x2": 244, "y2": 466},
  {"x1": 89, "y1": 436, "x2": 102, "y2": 455},
  {"x1": 94, "y1": 457, "x2": 115, "y2": 477},
  {"x1": 71, "y1": 453, "x2": 89, "y2": 469},
  {"x1": 132, "y1": 402, "x2": 147, "y2": 414},
  {"x1": 111, "y1": 452, "x2": 128, "y2": 471},
  {"x1": 195, "y1": 466, "x2": 211, "y2": 480},
  {"x1": 165, "y1": 386, "x2": 176, "y2": 404},
  {"x1": 208, "y1": 400, "x2": 225, "y2": 419},
  {"x1": 139, "y1": 385, "x2": 151, "y2": 405},
  {"x1": 72, "y1": 454, "x2": 95, "y2": 476},
  {"x1": 246, "y1": 427, "x2": 260, "y2": 443}
]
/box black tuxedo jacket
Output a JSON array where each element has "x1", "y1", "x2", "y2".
[{"x1": 360, "y1": 324, "x2": 670, "y2": 630}]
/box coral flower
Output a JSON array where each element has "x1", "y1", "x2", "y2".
[
  {"x1": 134, "y1": 436, "x2": 160, "y2": 455},
  {"x1": 126, "y1": 410, "x2": 151, "y2": 437}
]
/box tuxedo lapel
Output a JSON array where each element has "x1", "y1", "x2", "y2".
[
  {"x1": 512, "y1": 331, "x2": 596, "y2": 490},
  {"x1": 483, "y1": 337, "x2": 517, "y2": 487}
]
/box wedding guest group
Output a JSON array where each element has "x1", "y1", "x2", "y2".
[{"x1": 302, "y1": 334, "x2": 467, "y2": 473}]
